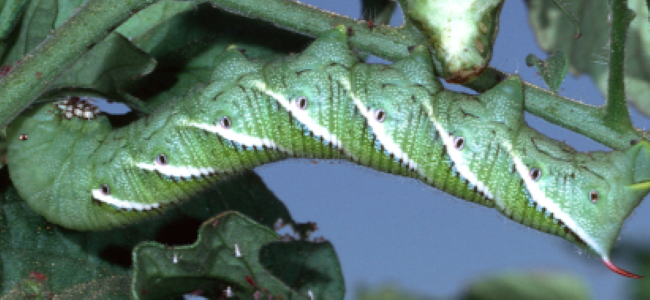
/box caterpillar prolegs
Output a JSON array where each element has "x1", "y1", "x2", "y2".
[{"x1": 7, "y1": 26, "x2": 650, "y2": 277}]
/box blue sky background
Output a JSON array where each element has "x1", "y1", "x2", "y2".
[{"x1": 252, "y1": 1, "x2": 650, "y2": 299}]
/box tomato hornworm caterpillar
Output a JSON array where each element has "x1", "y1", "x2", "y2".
[{"x1": 7, "y1": 25, "x2": 650, "y2": 277}]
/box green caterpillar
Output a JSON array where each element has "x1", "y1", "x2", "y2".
[{"x1": 7, "y1": 25, "x2": 650, "y2": 278}]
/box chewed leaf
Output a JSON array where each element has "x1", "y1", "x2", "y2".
[
  {"x1": 0, "y1": 170, "x2": 298, "y2": 296},
  {"x1": 132, "y1": 212, "x2": 342, "y2": 299},
  {"x1": 260, "y1": 241, "x2": 345, "y2": 299},
  {"x1": 50, "y1": 33, "x2": 156, "y2": 105},
  {"x1": 526, "y1": 50, "x2": 568, "y2": 93}
]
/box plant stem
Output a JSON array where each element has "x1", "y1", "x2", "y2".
[
  {"x1": 605, "y1": 0, "x2": 635, "y2": 133},
  {"x1": 468, "y1": 67, "x2": 642, "y2": 150},
  {"x1": 0, "y1": 0, "x2": 156, "y2": 127},
  {"x1": 0, "y1": 0, "x2": 643, "y2": 151},
  {"x1": 213, "y1": 0, "x2": 422, "y2": 63}
]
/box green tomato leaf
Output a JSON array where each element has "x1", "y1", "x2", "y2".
[
  {"x1": 525, "y1": 50, "x2": 569, "y2": 93},
  {"x1": 1, "y1": 170, "x2": 298, "y2": 297},
  {"x1": 260, "y1": 241, "x2": 345, "y2": 299},
  {"x1": 622, "y1": 243, "x2": 650, "y2": 299},
  {"x1": 125, "y1": 3, "x2": 312, "y2": 110},
  {"x1": 526, "y1": 0, "x2": 650, "y2": 116},
  {"x1": 0, "y1": 185, "x2": 128, "y2": 297},
  {"x1": 0, "y1": 0, "x2": 58, "y2": 65},
  {"x1": 52, "y1": 276, "x2": 132, "y2": 299},
  {"x1": 0, "y1": 0, "x2": 28, "y2": 43},
  {"x1": 132, "y1": 212, "x2": 308, "y2": 299},
  {"x1": 0, "y1": 0, "x2": 89, "y2": 65},
  {"x1": 0, "y1": 0, "x2": 160, "y2": 113},
  {"x1": 116, "y1": 0, "x2": 197, "y2": 40},
  {"x1": 1, "y1": 276, "x2": 52, "y2": 300},
  {"x1": 48, "y1": 32, "x2": 156, "y2": 112}
]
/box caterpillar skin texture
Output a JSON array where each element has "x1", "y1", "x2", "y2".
[{"x1": 7, "y1": 26, "x2": 650, "y2": 277}]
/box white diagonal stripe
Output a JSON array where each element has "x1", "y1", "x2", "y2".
[
  {"x1": 502, "y1": 141, "x2": 602, "y2": 256},
  {"x1": 135, "y1": 163, "x2": 216, "y2": 178},
  {"x1": 340, "y1": 79, "x2": 419, "y2": 171},
  {"x1": 255, "y1": 81, "x2": 343, "y2": 149},
  {"x1": 189, "y1": 122, "x2": 279, "y2": 149},
  {"x1": 92, "y1": 189, "x2": 160, "y2": 211}
]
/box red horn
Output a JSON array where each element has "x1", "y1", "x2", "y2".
[{"x1": 602, "y1": 258, "x2": 643, "y2": 279}]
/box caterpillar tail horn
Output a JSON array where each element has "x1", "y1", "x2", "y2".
[{"x1": 602, "y1": 258, "x2": 643, "y2": 279}]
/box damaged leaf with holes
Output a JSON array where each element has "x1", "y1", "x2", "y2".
[
  {"x1": 0, "y1": 170, "x2": 299, "y2": 298},
  {"x1": 132, "y1": 212, "x2": 344, "y2": 299}
]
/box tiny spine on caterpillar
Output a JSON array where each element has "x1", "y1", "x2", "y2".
[{"x1": 7, "y1": 25, "x2": 650, "y2": 278}]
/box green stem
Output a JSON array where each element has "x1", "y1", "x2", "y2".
[
  {"x1": 0, "y1": 0, "x2": 157, "y2": 127},
  {"x1": 0, "y1": 0, "x2": 643, "y2": 152},
  {"x1": 358, "y1": 0, "x2": 398, "y2": 61},
  {"x1": 0, "y1": 0, "x2": 420, "y2": 128},
  {"x1": 468, "y1": 67, "x2": 642, "y2": 150},
  {"x1": 604, "y1": 0, "x2": 635, "y2": 132},
  {"x1": 214, "y1": 0, "x2": 421, "y2": 62}
]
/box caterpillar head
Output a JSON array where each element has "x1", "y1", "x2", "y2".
[
  {"x1": 444, "y1": 76, "x2": 648, "y2": 278},
  {"x1": 515, "y1": 139, "x2": 650, "y2": 279}
]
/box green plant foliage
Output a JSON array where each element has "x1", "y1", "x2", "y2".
[
  {"x1": 132, "y1": 211, "x2": 344, "y2": 299},
  {"x1": 0, "y1": 0, "x2": 28, "y2": 43},
  {"x1": 526, "y1": 0, "x2": 650, "y2": 116},
  {"x1": 548, "y1": 0, "x2": 581, "y2": 38},
  {"x1": 1, "y1": 275, "x2": 131, "y2": 299},
  {"x1": 525, "y1": 50, "x2": 569, "y2": 93},
  {"x1": 260, "y1": 241, "x2": 345, "y2": 298},
  {"x1": 50, "y1": 276, "x2": 132, "y2": 299},
  {"x1": 1, "y1": 0, "x2": 60, "y2": 64},
  {"x1": 0, "y1": 0, "x2": 157, "y2": 112},
  {"x1": 623, "y1": 244, "x2": 650, "y2": 299},
  {"x1": 48, "y1": 33, "x2": 156, "y2": 107},
  {"x1": 122, "y1": 2, "x2": 312, "y2": 110},
  {"x1": 459, "y1": 271, "x2": 591, "y2": 300},
  {"x1": 0, "y1": 170, "x2": 300, "y2": 297},
  {"x1": 0, "y1": 185, "x2": 128, "y2": 296}
]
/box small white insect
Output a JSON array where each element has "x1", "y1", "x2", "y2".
[
  {"x1": 308, "y1": 290, "x2": 314, "y2": 300},
  {"x1": 273, "y1": 218, "x2": 285, "y2": 231},
  {"x1": 224, "y1": 286, "x2": 234, "y2": 298},
  {"x1": 167, "y1": 251, "x2": 182, "y2": 263},
  {"x1": 514, "y1": 58, "x2": 519, "y2": 75},
  {"x1": 234, "y1": 244, "x2": 242, "y2": 258}
]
